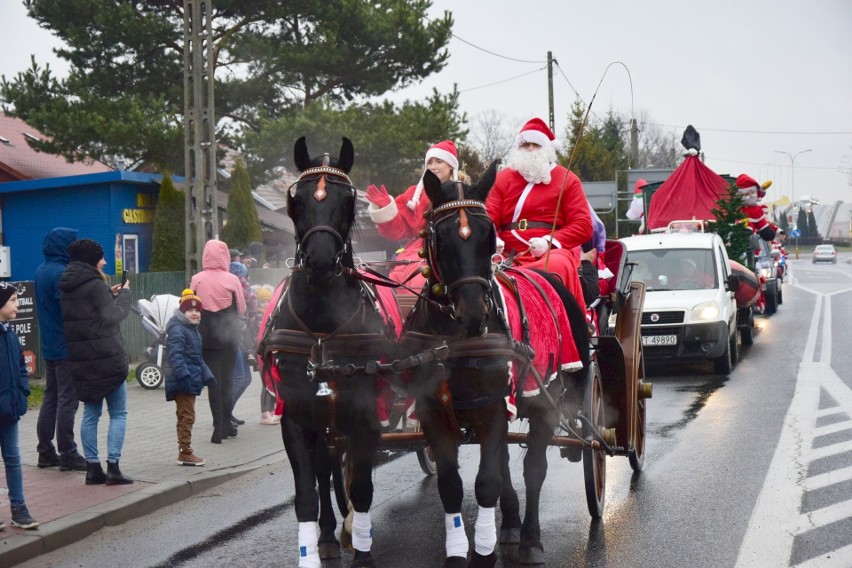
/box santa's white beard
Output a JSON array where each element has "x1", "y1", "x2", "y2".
[{"x1": 506, "y1": 146, "x2": 556, "y2": 184}]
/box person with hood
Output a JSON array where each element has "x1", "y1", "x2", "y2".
[
  {"x1": 165, "y1": 289, "x2": 216, "y2": 466},
  {"x1": 189, "y1": 240, "x2": 246, "y2": 444},
  {"x1": 59, "y1": 239, "x2": 133, "y2": 486},
  {"x1": 228, "y1": 259, "x2": 256, "y2": 425},
  {"x1": 34, "y1": 227, "x2": 87, "y2": 472}
]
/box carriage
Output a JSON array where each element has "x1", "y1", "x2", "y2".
[
  {"x1": 258, "y1": 138, "x2": 650, "y2": 567},
  {"x1": 371, "y1": 237, "x2": 649, "y2": 519}
]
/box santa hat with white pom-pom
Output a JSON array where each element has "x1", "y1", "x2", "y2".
[
  {"x1": 515, "y1": 117, "x2": 563, "y2": 152},
  {"x1": 408, "y1": 140, "x2": 459, "y2": 210}
]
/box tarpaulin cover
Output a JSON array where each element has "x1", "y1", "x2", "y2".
[{"x1": 646, "y1": 154, "x2": 729, "y2": 231}]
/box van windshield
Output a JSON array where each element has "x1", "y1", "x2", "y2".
[{"x1": 628, "y1": 248, "x2": 717, "y2": 291}]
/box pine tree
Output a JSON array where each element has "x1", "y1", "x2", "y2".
[
  {"x1": 796, "y1": 207, "x2": 808, "y2": 234},
  {"x1": 709, "y1": 182, "x2": 754, "y2": 264},
  {"x1": 807, "y1": 209, "x2": 819, "y2": 237},
  {"x1": 149, "y1": 174, "x2": 186, "y2": 272},
  {"x1": 221, "y1": 159, "x2": 262, "y2": 251}
]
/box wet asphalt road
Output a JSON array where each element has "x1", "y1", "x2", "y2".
[{"x1": 19, "y1": 256, "x2": 852, "y2": 568}]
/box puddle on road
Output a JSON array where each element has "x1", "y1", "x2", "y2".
[{"x1": 655, "y1": 374, "x2": 729, "y2": 438}]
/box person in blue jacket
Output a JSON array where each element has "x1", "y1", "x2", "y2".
[
  {"x1": 0, "y1": 282, "x2": 40, "y2": 529},
  {"x1": 34, "y1": 227, "x2": 86, "y2": 471},
  {"x1": 166, "y1": 289, "x2": 216, "y2": 466}
]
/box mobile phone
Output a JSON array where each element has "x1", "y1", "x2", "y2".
[{"x1": 120, "y1": 270, "x2": 128, "y2": 287}]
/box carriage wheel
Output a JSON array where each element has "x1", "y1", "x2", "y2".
[
  {"x1": 413, "y1": 422, "x2": 437, "y2": 476},
  {"x1": 582, "y1": 364, "x2": 606, "y2": 519},
  {"x1": 628, "y1": 352, "x2": 647, "y2": 472}
]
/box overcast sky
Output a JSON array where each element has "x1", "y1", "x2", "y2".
[{"x1": 2, "y1": 0, "x2": 851, "y2": 204}]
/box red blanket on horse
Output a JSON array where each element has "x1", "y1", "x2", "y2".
[{"x1": 497, "y1": 267, "x2": 582, "y2": 403}]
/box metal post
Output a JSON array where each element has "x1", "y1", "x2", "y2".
[
  {"x1": 183, "y1": 0, "x2": 218, "y2": 281},
  {"x1": 547, "y1": 51, "x2": 555, "y2": 133}
]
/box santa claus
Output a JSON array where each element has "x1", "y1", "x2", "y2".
[
  {"x1": 736, "y1": 174, "x2": 777, "y2": 241},
  {"x1": 485, "y1": 117, "x2": 593, "y2": 308},
  {"x1": 626, "y1": 178, "x2": 647, "y2": 233}
]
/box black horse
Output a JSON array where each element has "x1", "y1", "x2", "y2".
[
  {"x1": 260, "y1": 138, "x2": 393, "y2": 568},
  {"x1": 404, "y1": 165, "x2": 591, "y2": 567}
]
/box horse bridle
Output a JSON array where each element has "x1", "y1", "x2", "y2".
[
  {"x1": 290, "y1": 163, "x2": 357, "y2": 273},
  {"x1": 424, "y1": 182, "x2": 496, "y2": 309}
]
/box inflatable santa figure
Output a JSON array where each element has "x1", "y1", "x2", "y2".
[
  {"x1": 626, "y1": 178, "x2": 647, "y2": 233},
  {"x1": 736, "y1": 174, "x2": 777, "y2": 241}
]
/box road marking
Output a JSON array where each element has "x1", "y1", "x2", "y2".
[{"x1": 735, "y1": 284, "x2": 852, "y2": 567}]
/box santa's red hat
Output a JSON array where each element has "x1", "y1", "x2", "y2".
[
  {"x1": 408, "y1": 140, "x2": 459, "y2": 210},
  {"x1": 736, "y1": 174, "x2": 760, "y2": 192},
  {"x1": 516, "y1": 118, "x2": 562, "y2": 151},
  {"x1": 634, "y1": 179, "x2": 647, "y2": 195}
]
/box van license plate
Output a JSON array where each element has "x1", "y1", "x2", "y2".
[{"x1": 642, "y1": 335, "x2": 677, "y2": 346}]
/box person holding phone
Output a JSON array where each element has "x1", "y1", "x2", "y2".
[{"x1": 60, "y1": 239, "x2": 134, "y2": 486}]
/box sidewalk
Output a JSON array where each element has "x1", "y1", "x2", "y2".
[{"x1": 0, "y1": 372, "x2": 284, "y2": 567}]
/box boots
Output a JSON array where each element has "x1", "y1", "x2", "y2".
[
  {"x1": 105, "y1": 461, "x2": 134, "y2": 486},
  {"x1": 85, "y1": 461, "x2": 106, "y2": 485}
]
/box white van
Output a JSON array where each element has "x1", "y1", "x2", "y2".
[{"x1": 621, "y1": 228, "x2": 738, "y2": 373}]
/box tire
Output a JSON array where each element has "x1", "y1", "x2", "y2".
[
  {"x1": 628, "y1": 352, "x2": 646, "y2": 473},
  {"x1": 728, "y1": 330, "x2": 739, "y2": 369},
  {"x1": 582, "y1": 364, "x2": 606, "y2": 519},
  {"x1": 778, "y1": 283, "x2": 783, "y2": 305},
  {"x1": 764, "y1": 281, "x2": 778, "y2": 315},
  {"x1": 416, "y1": 447, "x2": 437, "y2": 476},
  {"x1": 136, "y1": 362, "x2": 164, "y2": 389},
  {"x1": 713, "y1": 334, "x2": 733, "y2": 375},
  {"x1": 740, "y1": 310, "x2": 755, "y2": 346}
]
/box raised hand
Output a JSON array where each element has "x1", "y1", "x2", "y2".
[{"x1": 365, "y1": 184, "x2": 391, "y2": 208}]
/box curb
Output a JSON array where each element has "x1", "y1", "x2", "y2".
[{"x1": 0, "y1": 464, "x2": 262, "y2": 568}]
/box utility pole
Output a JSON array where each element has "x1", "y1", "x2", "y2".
[
  {"x1": 183, "y1": 0, "x2": 218, "y2": 280},
  {"x1": 629, "y1": 118, "x2": 639, "y2": 168},
  {"x1": 547, "y1": 51, "x2": 555, "y2": 133}
]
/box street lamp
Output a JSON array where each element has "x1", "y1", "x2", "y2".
[{"x1": 774, "y1": 149, "x2": 812, "y2": 205}]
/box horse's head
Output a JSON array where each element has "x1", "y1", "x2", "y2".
[
  {"x1": 288, "y1": 137, "x2": 356, "y2": 282},
  {"x1": 422, "y1": 160, "x2": 499, "y2": 337}
]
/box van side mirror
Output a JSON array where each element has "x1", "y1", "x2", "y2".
[{"x1": 726, "y1": 274, "x2": 739, "y2": 292}]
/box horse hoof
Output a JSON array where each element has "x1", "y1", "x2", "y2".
[
  {"x1": 444, "y1": 556, "x2": 468, "y2": 568},
  {"x1": 499, "y1": 527, "x2": 520, "y2": 544},
  {"x1": 319, "y1": 541, "x2": 341, "y2": 559},
  {"x1": 351, "y1": 549, "x2": 375, "y2": 567},
  {"x1": 470, "y1": 550, "x2": 497, "y2": 567},
  {"x1": 518, "y1": 543, "x2": 545, "y2": 565}
]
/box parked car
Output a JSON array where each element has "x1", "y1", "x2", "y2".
[{"x1": 812, "y1": 244, "x2": 838, "y2": 264}]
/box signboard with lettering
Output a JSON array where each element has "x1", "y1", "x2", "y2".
[{"x1": 9, "y1": 281, "x2": 38, "y2": 377}]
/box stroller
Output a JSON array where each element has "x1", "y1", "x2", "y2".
[{"x1": 135, "y1": 294, "x2": 181, "y2": 389}]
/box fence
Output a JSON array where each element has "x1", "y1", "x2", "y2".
[{"x1": 35, "y1": 268, "x2": 290, "y2": 378}]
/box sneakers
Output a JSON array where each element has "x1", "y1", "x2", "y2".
[
  {"x1": 10, "y1": 505, "x2": 39, "y2": 530},
  {"x1": 37, "y1": 452, "x2": 61, "y2": 469},
  {"x1": 260, "y1": 411, "x2": 277, "y2": 425},
  {"x1": 177, "y1": 452, "x2": 205, "y2": 466},
  {"x1": 59, "y1": 452, "x2": 87, "y2": 471}
]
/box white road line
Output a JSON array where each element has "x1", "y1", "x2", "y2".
[{"x1": 735, "y1": 277, "x2": 852, "y2": 568}]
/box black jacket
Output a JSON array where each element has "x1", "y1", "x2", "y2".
[{"x1": 60, "y1": 261, "x2": 131, "y2": 403}]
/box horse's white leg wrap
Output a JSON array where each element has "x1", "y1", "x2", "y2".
[
  {"x1": 297, "y1": 522, "x2": 320, "y2": 568},
  {"x1": 445, "y1": 513, "x2": 469, "y2": 558},
  {"x1": 352, "y1": 511, "x2": 373, "y2": 552},
  {"x1": 474, "y1": 506, "x2": 497, "y2": 556}
]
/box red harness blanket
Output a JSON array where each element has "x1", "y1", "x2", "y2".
[{"x1": 497, "y1": 268, "x2": 582, "y2": 404}]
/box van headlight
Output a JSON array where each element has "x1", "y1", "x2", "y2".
[
  {"x1": 691, "y1": 301, "x2": 720, "y2": 322},
  {"x1": 759, "y1": 267, "x2": 772, "y2": 279}
]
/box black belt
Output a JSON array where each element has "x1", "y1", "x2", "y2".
[{"x1": 501, "y1": 220, "x2": 552, "y2": 231}]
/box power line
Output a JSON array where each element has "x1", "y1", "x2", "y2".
[
  {"x1": 459, "y1": 66, "x2": 547, "y2": 93},
  {"x1": 651, "y1": 123, "x2": 852, "y2": 136},
  {"x1": 423, "y1": 13, "x2": 548, "y2": 64}
]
